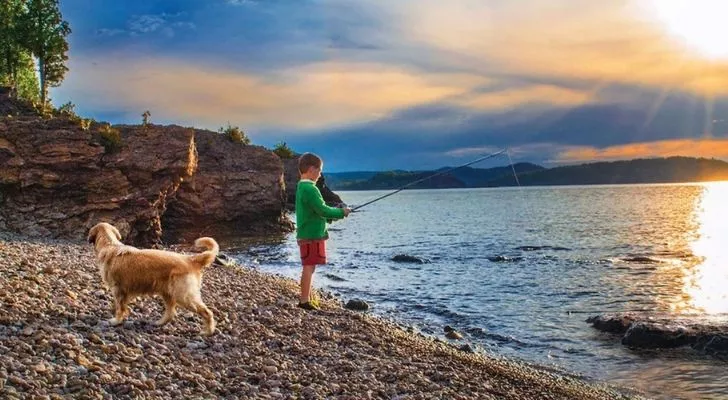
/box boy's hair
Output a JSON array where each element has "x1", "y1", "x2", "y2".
[{"x1": 298, "y1": 152, "x2": 323, "y2": 174}]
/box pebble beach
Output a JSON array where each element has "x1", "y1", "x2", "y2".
[{"x1": 0, "y1": 233, "x2": 645, "y2": 399}]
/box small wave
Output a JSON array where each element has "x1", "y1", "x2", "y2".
[
  {"x1": 621, "y1": 256, "x2": 662, "y2": 264},
  {"x1": 515, "y1": 245, "x2": 571, "y2": 251},
  {"x1": 323, "y1": 273, "x2": 346, "y2": 282},
  {"x1": 487, "y1": 255, "x2": 524, "y2": 263}
]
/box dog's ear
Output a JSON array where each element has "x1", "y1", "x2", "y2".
[
  {"x1": 87, "y1": 225, "x2": 98, "y2": 244},
  {"x1": 110, "y1": 225, "x2": 122, "y2": 241}
]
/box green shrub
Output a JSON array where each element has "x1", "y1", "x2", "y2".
[
  {"x1": 142, "y1": 110, "x2": 151, "y2": 126},
  {"x1": 272, "y1": 141, "x2": 295, "y2": 159},
  {"x1": 218, "y1": 123, "x2": 250, "y2": 144},
  {"x1": 57, "y1": 101, "x2": 76, "y2": 117},
  {"x1": 98, "y1": 124, "x2": 121, "y2": 153}
]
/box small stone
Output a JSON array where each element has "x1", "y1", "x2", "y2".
[
  {"x1": 65, "y1": 289, "x2": 78, "y2": 300},
  {"x1": 34, "y1": 363, "x2": 48, "y2": 373},
  {"x1": 263, "y1": 366, "x2": 278, "y2": 374},
  {"x1": 22, "y1": 327, "x2": 34, "y2": 336},
  {"x1": 345, "y1": 299, "x2": 369, "y2": 311},
  {"x1": 445, "y1": 331, "x2": 463, "y2": 340}
]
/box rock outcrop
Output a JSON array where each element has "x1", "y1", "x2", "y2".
[
  {"x1": 161, "y1": 129, "x2": 292, "y2": 243},
  {"x1": 0, "y1": 90, "x2": 292, "y2": 246},
  {"x1": 587, "y1": 313, "x2": 728, "y2": 358}
]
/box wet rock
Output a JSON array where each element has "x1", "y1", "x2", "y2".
[
  {"x1": 391, "y1": 254, "x2": 428, "y2": 264},
  {"x1": 345, "y1": 299, "x2": 369, "y2": 311},
  {"x1": 446, "y1": 331, "x2": 463, "y2": 340},
  {"x1": 586, "y1": 314, "x2": 636, "y2": 334},
  {"x1": 622, "y1": 322, "x2": 691, "y2": 348}
]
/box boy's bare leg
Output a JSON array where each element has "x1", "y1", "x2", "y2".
[{"x1": 300, "y1": 264, "x2": 316, "y2": 303}]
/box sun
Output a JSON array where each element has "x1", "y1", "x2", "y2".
[{"x1": 643, "y1": 0, "x2": 728, "y2": 59}]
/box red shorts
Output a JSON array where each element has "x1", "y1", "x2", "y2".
[{"x1": 298, "y1": 239, "x2": 327, "y2": 265}]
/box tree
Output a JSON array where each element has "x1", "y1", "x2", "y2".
[
  {"x1": 0, "y1": 0, "x2": 26, "y2": 96},
  {"x1": 20, "y1": 0, "x2": 70, "y2": 105},
  {"x1": 3, "y1": 51, "x2": 41, "y2": 103}
]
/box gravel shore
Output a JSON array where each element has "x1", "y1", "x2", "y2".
[{"x1": 0, "y1": 233, "x2": 646, "y2": 399}]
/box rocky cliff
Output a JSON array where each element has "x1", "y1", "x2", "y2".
[
  {"x1": 161, "y1": 129, "x2": 292, "y2": 242},
  {"x1": 0, "y1": 89, "x2": 292, "y2": 246}
]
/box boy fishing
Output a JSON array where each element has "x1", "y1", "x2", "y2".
[{"x1": 295, "y1": 153, "x2": 351, "y2": 310}]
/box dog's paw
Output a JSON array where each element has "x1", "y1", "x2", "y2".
[
  {"x1": 108, "y1": 318, "x2": 124, "y2": 326},
  {"x1": 201, "y1": 326, "x2": 216, "y2": 336},
  {"x1": 154, "y1": 319, "x2": 169, "y2": 327}
]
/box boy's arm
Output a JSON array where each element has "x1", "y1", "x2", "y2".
[{"x1": 303, "y1": 185, "x2": 345, "y2": 219}]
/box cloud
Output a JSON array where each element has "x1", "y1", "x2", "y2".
[
  {"x1": 384, "y1": 0, "x2": 728, "y2": 96},
  {"x1": 58, "y1": 56, "x2": 487, "y2": 130},
  {"x1": 95, "y1": 13, "x2": 195, "y2": 38},
  {"x1": 555, "y1": 138, "x2": 728, "y2": 162}
]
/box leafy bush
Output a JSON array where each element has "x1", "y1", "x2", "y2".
[
  {"x1": 218, "y1": 123, "x2": 250, "y2": 144},
  {"x1": 98, "y1": 124, "x2": 121, "y2": 153},
  {"x1": 272, "y1": 141, "x2": 295, "y2": 159},
  {"x1": 57, "y1": 101, "x2": 76, "y2": 116}
]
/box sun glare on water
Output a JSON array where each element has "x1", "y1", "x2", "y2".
[
  {"x1": 684, "y1": 182, "x2": 728, "y2": 314},
  {"x1": 642, "y1": 0, "x2": 728, "y2": 59}
]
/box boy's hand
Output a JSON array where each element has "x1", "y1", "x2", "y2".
[{"x1": 343, "y1": 207, "x2": 352, "y2": 217}]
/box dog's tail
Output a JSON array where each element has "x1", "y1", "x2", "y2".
[{"x1": 189, "y1": 237, "x2": 219, "y2": 268}]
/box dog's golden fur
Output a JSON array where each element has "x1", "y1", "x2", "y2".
[{"x1": 87, "y1": 222, "x2": 218, "y2": 335}]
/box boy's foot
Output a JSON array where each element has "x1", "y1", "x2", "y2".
[
  {"x1": 298, "y1": 301, "x2": 320, "y2": 311},
  {"x1": 310, "y1": 297, "x2": 320, "y2": 308}
]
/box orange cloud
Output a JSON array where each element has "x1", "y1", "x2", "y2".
[
  {"x1": 395, "y1": 0, "x2": 728, "y2": 96},
  {"x1": 555, "y1": 139, "x2": 728, "y2": 162},
  {"x1": 60, "y1": 56, "x2": 487, "y2": 130}
]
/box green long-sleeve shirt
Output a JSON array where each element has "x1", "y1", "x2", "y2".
[{"x1": 295, "y1": 179, "x2": 345, "y2": 240}]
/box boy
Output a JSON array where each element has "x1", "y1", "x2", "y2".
[{"x1": 295, "y1": 153, "x2": 351, "y2": 310}]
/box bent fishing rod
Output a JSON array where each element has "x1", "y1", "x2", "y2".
[{"x1": 351, "y1": 148, "x2": 508, "y2": 212}]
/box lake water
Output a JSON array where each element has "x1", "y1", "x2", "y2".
[{"x1": 231, "y1": 183, "x2": 728, "y2": 399}]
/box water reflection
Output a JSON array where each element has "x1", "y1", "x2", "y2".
[{"x1": 685, "y1": 182, "x2": 728, "y2": 314}]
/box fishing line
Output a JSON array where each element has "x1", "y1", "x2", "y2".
[{"x1": 351, "y1": 148, "x2": 508, "y2": 211}]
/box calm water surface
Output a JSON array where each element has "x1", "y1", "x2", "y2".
[{"x1": 231, "y1": 183, "x2": 728, "y2": 399}]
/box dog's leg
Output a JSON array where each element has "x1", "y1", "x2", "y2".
[
  {"x1": 155, "y1": 294, "x2": 177, "y2": 326},
  {"x1": 181, "y1": 294, "x2": 215, "y2": 336},
  {"x1": 109, "y1": 291, "x2": 130, "y2": 326}
]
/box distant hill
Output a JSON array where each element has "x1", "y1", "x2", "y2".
[
  {"x1": 327, "y1": 163, "x2": 543, "y2": 190},
  {"x1": 487, "y1": 156, "x2": 728, "y2": 186},
  {"x1": 326, "y1": 157, "x2": 728, "y2": 191}
]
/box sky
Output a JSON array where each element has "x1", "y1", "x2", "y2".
[{"x1": 52, "y1": 0, "x2": 728, "y2": 172}]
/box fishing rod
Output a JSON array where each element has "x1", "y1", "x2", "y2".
[{"x1": 351, "y1": 148, "x2": 508, "y2": 212}]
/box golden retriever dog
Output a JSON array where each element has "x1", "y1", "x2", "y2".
[{"x1": 87, "y1": 222, "x2": 218, "y2": 336}]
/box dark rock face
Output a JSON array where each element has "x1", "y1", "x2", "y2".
[
  {"x1": 587, "y1": 312, "x2": 728, "y2": 358},
  {"x1": 0, "y1": 92, "x2": 293, "y2": 246},
  {"x1": 161, "y1": 129, "x2": 293, "y2": 243},
  {"x1": 0, "y1": 115, "x2": 195, "y2": 246}
]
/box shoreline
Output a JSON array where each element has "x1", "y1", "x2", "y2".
[{"x1": 0, "y1": 233, "x2": 646, "y2": 399}]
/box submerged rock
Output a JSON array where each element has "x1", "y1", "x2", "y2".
[
  {"x1": 587, "y1": 312, "x2": 728, "y2": 357},
  {"x1": 391, "y1": 254, "x2": 428, "y2": 264}
]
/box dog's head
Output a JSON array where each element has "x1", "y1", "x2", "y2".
[{"x1": 88, "y1": 222, "x2": 122, "y2": 246}]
